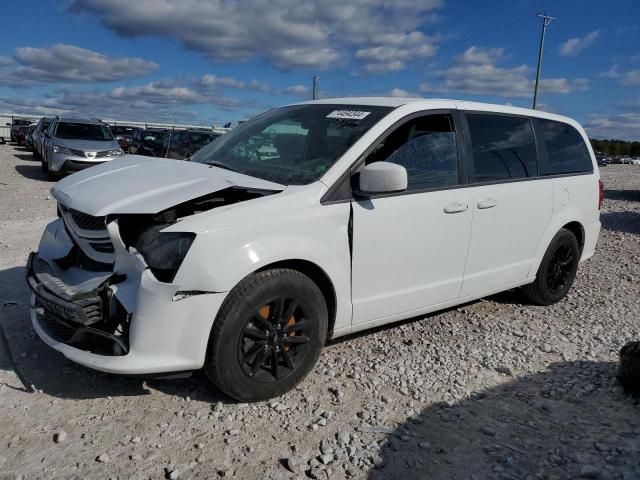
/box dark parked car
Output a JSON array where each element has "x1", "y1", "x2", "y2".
[
  {"x1": 15, "y1": 125, "x2": 30, "y2": 146},
  {"x1": 129, "y1": 128, "x2": 169, "y2": 157},
  {"x1": 110, "y1": 125, "x2": 140, "y2": 153},
  {"x1": 596, "y1": 155, "x2": 609, "y2": 167},
  {"x1": 8, "y1": 118, "x2": 33, "y2": 142},
  {"x1": 167, "y1": 129, "x2": 220, "y2": 160},
  {"x1": 25, "y1": 124, "x2": 37, "y2": 151}
]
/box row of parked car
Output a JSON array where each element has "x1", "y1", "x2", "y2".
[
  {"x1": 10, "y1": 116, "x2": 222, "y2": 178},
  {"x1": 596, "y1": 155, "x2": 640, "y2": 166}
]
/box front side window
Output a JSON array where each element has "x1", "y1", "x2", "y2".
[
  {"x1": 537, "y1": 119, "x2": 592, "y2": 175},
  {"x1": 55, "y1": 122, "x2": 114, "y2": 141},
  {"x1": 365, "y1": 113, "x2": 459, "y2": 191},
  {"x1": 467, "y1": 114, "x2": 537, "y2": 182},
  {"x1": 191, "y1": 104, "x2": 392, "y2": 185}
]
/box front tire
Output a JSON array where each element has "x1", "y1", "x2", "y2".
[
  {"x1": 521, "y1": 228, "x2": 580, "y2": 305},
  {"x1": 204, "y1": 269, "x2": 328, "y2": 402}
]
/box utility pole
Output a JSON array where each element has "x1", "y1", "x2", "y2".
[
  {"x1": 533, "y1": 13, "x2": 555, "y2": 110},
  {"x1": 312, "y1": 75, "x2": 318, "y2": 100}
]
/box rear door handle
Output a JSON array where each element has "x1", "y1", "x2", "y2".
[
  {"x1": 443, "y1": 202, "x2": 469, "y2": 214},
  {"x1": 477, "y1": 198, "x2": 498, "y2": 209}
]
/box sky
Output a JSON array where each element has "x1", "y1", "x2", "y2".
[{"x1": 0, "y1": 0, "x2": 638, "y2": 139}]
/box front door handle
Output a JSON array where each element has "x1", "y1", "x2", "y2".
[
  {"x1": 443, "y1": 202, "x2": 469, "y2": 214},
  {"x1": 477, "y1": 198, "x2": 498, "y2": 209}
]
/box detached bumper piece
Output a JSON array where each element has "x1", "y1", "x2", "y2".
[{"x1": 26, "y1": 253, "x2": 130, "y2": 356}]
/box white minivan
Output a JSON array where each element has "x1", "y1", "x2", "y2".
[{"x1": 27, "y1": 98, "x2": 602, "y2": 401}]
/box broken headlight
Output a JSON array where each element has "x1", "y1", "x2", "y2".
[{"x1": 134, "y1": 224, "x2": 195, "y2": 283}]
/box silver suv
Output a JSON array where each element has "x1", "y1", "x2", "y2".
[{"x1": 42, "y1": 118, "x2": 123, "y2": 178}]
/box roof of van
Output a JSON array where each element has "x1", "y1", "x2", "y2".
[{"x1": 296, "y1": 97, "x2": 578, "y2": 125}]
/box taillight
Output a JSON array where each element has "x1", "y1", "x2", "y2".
[{"x1": 598, "y1": 179, "x2": 604, "y2": 210}]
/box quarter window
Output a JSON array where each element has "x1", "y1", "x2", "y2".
[
  {"x1": 366, "y1": 114, "x2": 459, "y2": 191},
  {"x1": 537, "y1": 119, "x2": 592, "y2": 175},
  {"x1": 467, "y1": 114, "x2": 537, "y2": 182}
]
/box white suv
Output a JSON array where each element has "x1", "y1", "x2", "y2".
[{"x1": 27, "y1": 98, "x2": 601, "y2": 401}]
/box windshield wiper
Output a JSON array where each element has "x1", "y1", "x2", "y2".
[{"x1": 206, "y1": 161, "x2": 241, "y2": 174}]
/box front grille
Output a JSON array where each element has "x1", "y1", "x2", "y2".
[
  {"x1": 34, "y1": 284, "x2": 103, "y2": 325},
  {"x1": 89, "y1": 241, "x2": 115, "y2": 253},
  {"x1": 95, "y1": 150, "x2": 114, "y2": 158},
  {"x1": 69, "y1": 148, "x2": 86, "y2": 157},
  {"x1": 39, "y1": 312, "x2": 77, "y2": 342},
  {"x1": 59, "y1": 204, "x2": 115, "y2": 263},
  {"x1": 68, "y1": 209, "x2": 106, "y2": 231}
]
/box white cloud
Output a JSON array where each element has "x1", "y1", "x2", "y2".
[
  {"x1": 389, "y1": 88, "x2": 412, "y2": 97},
  {"x1": 420, "y1": 46, "x2": 589, "y2": 98},
  {"x1": 600, "y1": 65, "x2": 640, "y2": 85},
  {"x1": 286, "y1": 84, "x2": 309, "y2": 95},
  {"x1": 584, "y1": 113, "x2": 640, "y2": 141},
  {"x1": 355, "y1": 31, "x2": 438, "y2": 74},
  {"x1": 458, "y1": 46, "x2": 504, "y2": 64},
  {"x1": 559, "y1": 30, "x2": 599, "y2": 57},
  {"x1": 0, "y1": 44, "x2": 158, "y2": 85},
  {"x1": 68, "y1": 0, "x2": 443, "y2": 72}
]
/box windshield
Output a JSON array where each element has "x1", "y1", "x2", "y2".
[
  {"x1": 144, "y1": 131, "x2": 168, "y2": 142},
  {"x1": 111, "y1": 126, "x2": 137, "y2": 135},
  {"x1": 189, "y1": 132, "x2": 217, "y2": 146},
  {"x1": 55, "y1": 122, "x2": 114, "y2": 141},
  {"x1": 42, "y1": 119, "x2": 52, "y2": 131},
  {"x1": 190, "y1": 104, "x2": 392, "y2": 185}
]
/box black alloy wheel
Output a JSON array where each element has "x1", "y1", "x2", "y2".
[
  {"x1": 238, "y1": 297, "x2": 312, "y2": 382},
  {"x1": 521, "y1": 228, "x2": 580, "y2": 305},
  {"x1": 545, "y1": 244, "x2": 575, "y2": 295},
  {"x1": 204, "y1": 268, "x2": 327, "y2": 402}
]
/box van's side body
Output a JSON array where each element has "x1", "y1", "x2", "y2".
[{"x1": 27, "y1": 98, "x2": 600, "y2": 400}]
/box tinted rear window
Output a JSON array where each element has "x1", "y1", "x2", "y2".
[
  {"x1": 537, "y1": 119, "x2": 592, "y2": 175},
  {"x1": 467, "y1": 114, "x2": 537, "y2": 182}
]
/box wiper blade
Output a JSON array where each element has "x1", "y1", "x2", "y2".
[{"x1": 207, "y1": 161, "x2": 240, "y2": 173}]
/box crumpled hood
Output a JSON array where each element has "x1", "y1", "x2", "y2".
[
  {"x1": 51, "y1": 155, "x2": 284, "y2": 216},
  {"x1": 54, "y1": 138, "x2": 121, "y2": 152}
]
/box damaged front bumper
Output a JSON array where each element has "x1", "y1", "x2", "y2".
[{"x1": 27, "y1": 218, "x2": 226, "y2": 375}]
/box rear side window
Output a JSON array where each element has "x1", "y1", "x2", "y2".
[
  {"x1": 466, "y1": 114, "x2": 537, "y2": 182},
  {"x1": 537, "y1": 119, "x2": 592, "y2": 175},
  {"x1": 366, "y1": 113, "x2": 459, "y2": 191}
]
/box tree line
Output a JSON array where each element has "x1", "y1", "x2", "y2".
[{"x1": 590, "y1": 139, "x2": 640, "y2": 157}]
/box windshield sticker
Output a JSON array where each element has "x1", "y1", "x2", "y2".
[{"x1": 326, "y1": 110, "x2": 371, "y2": 120}]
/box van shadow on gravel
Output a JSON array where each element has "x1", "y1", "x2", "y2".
[
  {"x1": 14, "y1": 164, "x2": 51, "y2": 182},
  {"x1": 369, "y1": 361, "x2": 640, "y2": 480},
  {"x1": 0, "y1": 266, "x2": 229, "y2": 403},
  {"x1": 600, "y1": 211, "x2": 640, "y2": 235}
]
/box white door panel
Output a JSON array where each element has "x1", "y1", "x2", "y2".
[
  {"x1": 460, "y1": 180, "x2": 553, "y2": 296},
  {"x1": 351, "y1": 189, "x2": 473, "y2": 324}
]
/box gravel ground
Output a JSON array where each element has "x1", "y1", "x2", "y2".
[{"x1": 1, "y1": 143, "x2": 639, "y2": 480}]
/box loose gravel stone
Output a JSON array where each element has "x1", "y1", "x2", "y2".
[{"x1": 53, "y1": 431, "x2": 67, "y2": 443}]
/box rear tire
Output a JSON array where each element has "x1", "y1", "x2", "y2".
[
  {"x1": 521, "y1": 228, "x2": 580, "y2": 305},
  {"x1": 204, "y1": 269, "x2": 328, "y2": 402}
]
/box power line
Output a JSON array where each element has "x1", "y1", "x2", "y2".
[{"x1": 533, "y1": 13, "x2": 555, "y2": 110}]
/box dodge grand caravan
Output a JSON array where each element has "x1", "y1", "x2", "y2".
[{"x1": 27, "y1": 98, "x2": 601, "y2": 401}]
